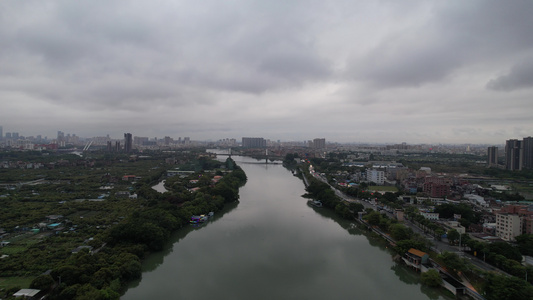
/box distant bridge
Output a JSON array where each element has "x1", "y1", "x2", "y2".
[{"x1": 210, "y1": 148, "x2": 282, "y2": 164}]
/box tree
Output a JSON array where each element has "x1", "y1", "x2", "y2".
[
  {"x1": 390, "y1": 223, "x2": 412, "y2": 241},
  {"x1": 488, "y1": 242, "x2": 522, "y2": 262},
  {"x1": 434, "y1": 228, "x2": 445, "y2": 241},
  {"x1": 365, "y1": 211, "x2": 382, "y2": 226},
  {"x1": 212, "y1": 182, "x2": 238, "y2": 203},
  {"x1": 438, "y1": 251, "x2": 467, "y2": 273},
  {"x1": 447, "y1": 229, "x2": 460, "y2": 245},
  {"x1": 420, "y1": 269, "x2": 442, "y2": 287},
  {"x1": 515, "y1": 234, "x2": 533, "y2": 256},
  {"x1": 395, "y1": 239, "x2": 427, "y2": 255},
  {"x1": 30, "y1": 274, "x2": 55, "y2": 291},
  {"x1": 484, "y1": 273, "x2": 533, "y2": 300},
  {"x1": 348, "y1": 202, "x2": 364, "y2": 215},
  {"x1": 335, "y1": 203, "x2": 352, "y2": 219}
]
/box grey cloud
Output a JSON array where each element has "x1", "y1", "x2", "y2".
[
  {"x1": 0, "y1": 0, "x2": 332, "y2": 100},
  {"x1": 487, "y1": 59, "x2": 533, "y2": 91},
  {"x1": 1, "y1": 1, "x2": 533, "y2": 143},
  {"x1": 348, "y1": 1, "x2": 533, "y2": 88},
  {"x1": 352, "y1": 41, "x2": 458, "y2": 87}
]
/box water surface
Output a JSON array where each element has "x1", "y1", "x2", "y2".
[{"x1": 123, "y1": 154, "x2": 450, "y2": 300}]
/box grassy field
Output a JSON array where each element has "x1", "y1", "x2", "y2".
[
  {"x1": 369, "y1": 185, "x2": 398, "y2": 192},
  {"x1": 0, "y1": 277, "x2": 34, "y2": 290},
  {"x1": 0, "y1": 245, "x2": 27, "y2": 255}
]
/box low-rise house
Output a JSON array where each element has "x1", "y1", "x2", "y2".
[
  {"x1": 71, "y1": 245, "x2": 93, "y2": 254},
  {"x1": 441, "y1": 220, "x2": 466, "y2": 234},
  {"x1": 46, "y1": 215, "x2": 63, "y2": 223},
  {"x1": 122, "y1": 175, "x2": 136, "y2": 181},
  {"x1": 402, "y1": 248, "x2": 430, "y2": 272},
  {"x1": 116, "y1": 191, "x2": 130, "y2": 198},
  {"x1": 13, "y1": 289, "x2": 42, "y2": 299}
]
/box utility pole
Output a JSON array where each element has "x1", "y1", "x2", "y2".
[{"x1": 459, "y1": 234, "x2": 462, "y2": 256}]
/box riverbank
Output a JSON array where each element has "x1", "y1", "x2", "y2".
[
  {"x1": 289, "y1": 161, "x2": 483, "y2": 299},
  {"x1": 14, "y1": 156, "x2": 248, "y2": 300},
  {"x1": 123, "y1": 153, "x2": 452, "y2": 300}
]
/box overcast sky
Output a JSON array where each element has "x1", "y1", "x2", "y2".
[{"x1": 1, "y1": 0, "x2": 532, "y2": 144}]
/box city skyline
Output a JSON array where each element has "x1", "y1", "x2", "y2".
[
  {"x1": 1, "y1": 1, "x2": 532, "y2": 144},
  {"x1": 1, "y1": 124, "x2": 530, "y2": 147}
]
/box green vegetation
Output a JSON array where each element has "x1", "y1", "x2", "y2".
[
  {"x1": 290, "y1": 149, "x2": 533, "y2": 298},
  {"x1": 516, "y1": 234, "x2": 533, "y2": 256},
  {"x1": 0, "y1": 150, "x2": 246, "y2": 299},
  {"x1": 302, "y1": 169, "x2": 364, "y2": 220},
  {"x1": 368, "y1": 185, "x2": 398, "y2": 192},
  {"x1": 483, "y1": 273, "x2": 533, "y2": 300},
  {"x1": 434, "y1": 203, "x2": 480, "y2": 228},
  {"x1": 420, "y1": 269, "x2": 442, "y2": 287},
  {"x1": 283, "y1": 153, "x2": 300, "y2": 165}
]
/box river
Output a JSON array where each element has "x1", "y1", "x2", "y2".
[{"x1": 123, "y1": 153, "x2": 451, "y2": 300}]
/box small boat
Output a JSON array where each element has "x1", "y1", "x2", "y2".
[
  {"x1": 308, "y1": 200, "x2": 323, "y2": 208},
  {"x1": 190, "y1": 215, "x2": 208, "y2": 224}
]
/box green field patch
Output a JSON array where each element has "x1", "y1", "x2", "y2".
[
  {"x1": 0, "y1": 276, "x2": 34, "y2": 289},
  {"x1": 368, "y1": 186, "x2": 398, "y2": 192},
  {"x1": 0, "y1": 245, "x2": 27, "y2": 255}
]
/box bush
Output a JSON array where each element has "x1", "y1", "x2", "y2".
[{"x1": 421, "y1": 269, "x2": 442, "y2": 287}]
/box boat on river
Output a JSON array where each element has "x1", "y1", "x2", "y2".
[
  {"x1": 190, "y1": 212, "x2": 214, "y2": 224},
  {"x1": 190, "y1": 215, "x2": 208, "y2": 224},
  {"x1": 308, "y1": 200, "x2": 323, "y2": 208}
]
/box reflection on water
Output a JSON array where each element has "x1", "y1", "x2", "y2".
[
  {"x1": 126, "y1": 201, "x2": 239, "y2": 287},
  {"x1": 123, "y1": 151, "x2": 452, "y2": 300}
]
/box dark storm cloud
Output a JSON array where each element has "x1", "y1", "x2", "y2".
[{"x1": 487, "y1": 59, "x2": 533, "y2": 91}]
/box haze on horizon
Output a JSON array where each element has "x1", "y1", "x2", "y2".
[{"x1": 1, "y1": 0, "x2": 532, "y2": 144}]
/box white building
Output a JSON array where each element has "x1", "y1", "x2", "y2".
[
  {"x1": 495, "y1": 213, "x2": 522, "y2": 241},
  {"x1": 420, "y1": 212, "x2": 440, "y2": 220},
  {"x1": 464, "y1": 194, "x2": 488, "y2": 208},
  {"x1": 366, "y1": 169, "x2": 385, "y2": 185}
]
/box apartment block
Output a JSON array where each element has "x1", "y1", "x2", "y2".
[{"x1": 495, "y1": 213, "x2": 522, "y2": 241}]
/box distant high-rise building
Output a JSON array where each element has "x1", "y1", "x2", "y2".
[
  {"x1": 0, "y1": 125, "x2": 3, "y2": 140},
  {"x1": 313, "y1": 138, "x2": 326, "y2": 149},
  {"x1": 124, "y1": 133, "x2": 133, "y2": 152},
  {"x1": 505, "y1": 139, "x2": 523, "y2": 171},
  {"x1": 523, "y1": 137, "x2": 533, "y2": 170},
  {"x1": 487, "y1": 146, "x2": 498, "y2": 167},
  {"x1": 12, "y1": 132, "x2": 19, "y2": 140},
  {"x1": 134, "y1": 136, "x2": 149, "y2": 145},
  {"x1": 242, "y1": 137, "x2": 266, "y2": 148},
  {"x1": 5, "y1": 132, "x2": 11, "y2": 139}
]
